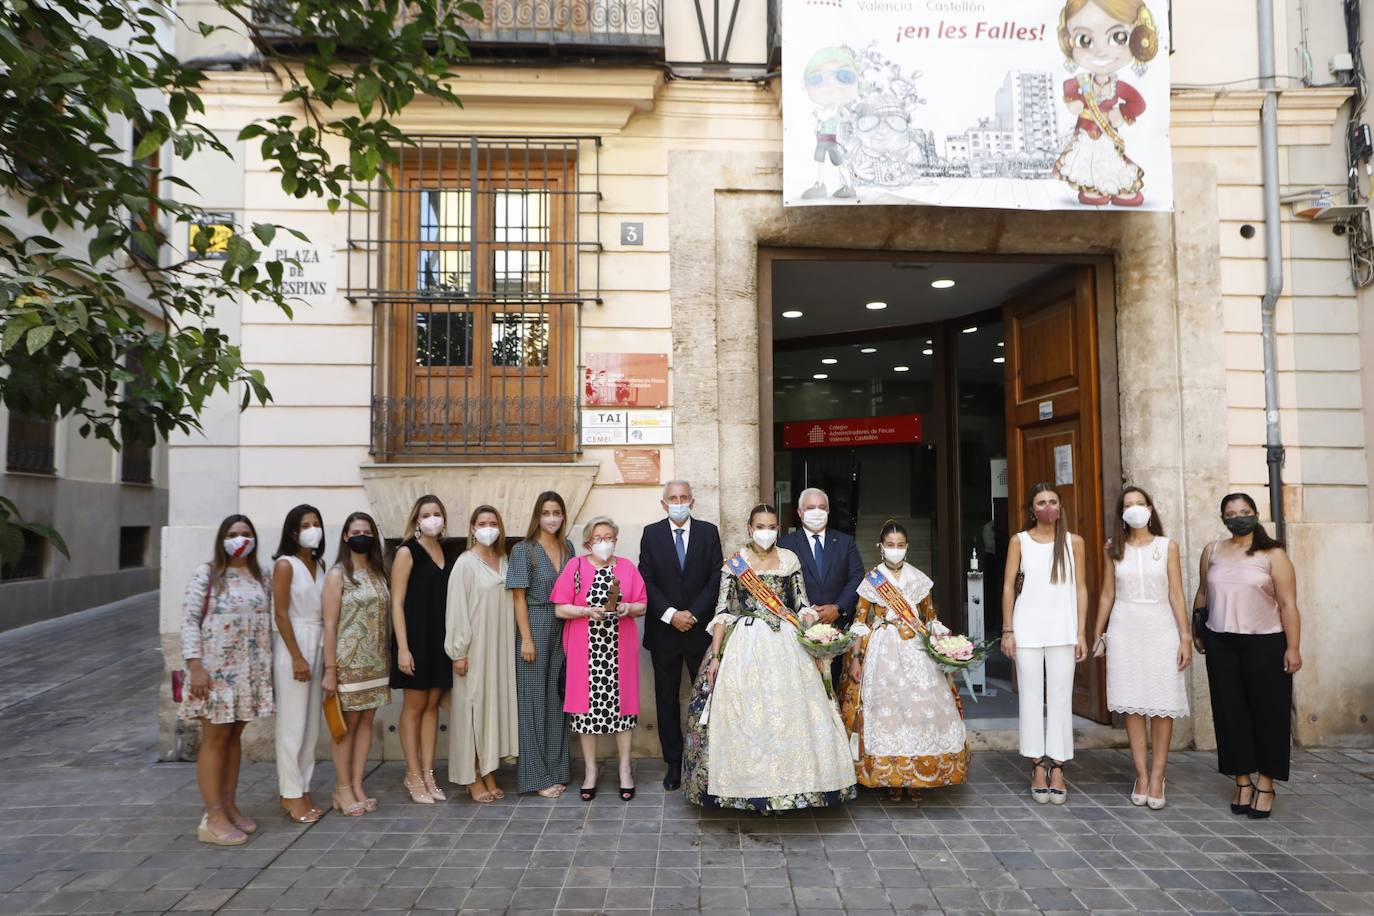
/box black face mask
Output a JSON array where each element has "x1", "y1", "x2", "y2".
[
  {"x1": 347, "y1": 534, "x2": 376, "y2": 555},
  {"x1": 1223, "y1": 515, "x2": 1259, "y2": 536}
]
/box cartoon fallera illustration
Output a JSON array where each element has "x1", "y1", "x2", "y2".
[
  {"x1": 801, "y1": 46, "x2": 861, "y2": 200},
  {"x1": 840, "y1": 45, "x2": 933, "y2": 189},
  {"x1": 1052, "y1": 0, "x2": 1160, "y2": 206}
]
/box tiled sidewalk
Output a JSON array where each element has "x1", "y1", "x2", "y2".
[{"x1": 0, "y1": 595, "x2": 1371, "y2": 915}]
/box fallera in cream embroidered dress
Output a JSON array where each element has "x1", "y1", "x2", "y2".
[
  {"x1": 683, "y1": 548, "x2": 856, "y2": 812},
  {"x1": 840, "y1": 563, "x2": 969, "y2": 788}
]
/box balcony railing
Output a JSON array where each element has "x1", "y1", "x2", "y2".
[
  {"x1": 371, "y1": 395, "x2": 578, "y2": 460},
  {"x1": 255, "y1": 0, "x2": 663, "y2": 53}
]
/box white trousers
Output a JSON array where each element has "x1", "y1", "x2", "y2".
[
  {"x1": 1015, "y1": 644, "x2": 1076, "y2": 762},
  {"x1": 274, "y1": 627, "x2": 323, "y2": 799}
]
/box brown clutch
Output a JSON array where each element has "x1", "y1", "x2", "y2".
[{"x1": 322, "y1": 692, "x2": 348, "y2": 742}]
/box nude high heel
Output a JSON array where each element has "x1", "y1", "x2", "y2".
[
  {"x1": 423, "y1": 769, "x2": 446, "y2": 802},
  {"x1": 403, "y1": 771, "x2": 434, "y2": 804}
]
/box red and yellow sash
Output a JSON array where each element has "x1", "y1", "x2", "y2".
[
  {"x1": 865, "y1": 567, "x2": 926, "y2": 639},
  {"x1": 726, "y1": 553, "x2": 802, "y2": 631}
]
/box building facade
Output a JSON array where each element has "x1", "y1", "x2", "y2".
[{"x1": 158, "y1": 0, "x2": 1374, "y2": 759}]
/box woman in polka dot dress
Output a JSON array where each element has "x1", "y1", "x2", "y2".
[{"x1": 550, "y1": 516, "x2": 648, "y2": 802}]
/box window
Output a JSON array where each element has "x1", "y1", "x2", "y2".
[
  {"x1": 6, "y1": 413, "x2": 55, "y2": 474},
  {"x1": 1, "y1": 530, "x2": 45, "y2": 581},
  {"x1": 120, "y1": 352, "x2": 155, "y2": 484},
  {"x1": 355, "y1": 137, "x2": 593, "y2": 461},
  {"x1": 119, "y1": 526, "x2": 149, "y2": 569}
]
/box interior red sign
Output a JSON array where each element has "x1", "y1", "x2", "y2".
[{"x1": 782, "y1": 414, "x2": 923, "y2": 449}]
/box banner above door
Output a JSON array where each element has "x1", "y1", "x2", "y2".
[{"x1": 782, "y1": 0, "x2": 1173, "y2": 211}]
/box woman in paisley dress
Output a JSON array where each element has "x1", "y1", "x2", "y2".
[
  {"x1": 322, "y1": 512, "x2": 391, "y2": 816},
  {"x1": 179, "y1": 514, "x2": 274, "y2": 845},
  {"x1": 550, "y1": 517, "x2": 648, "y2": 802},
  {"x1": 842, "y1": 520, "x2": 969, "y2": 801},
  {"x1": 683, "y1": 504, "x2": 856, "y2": 812}
]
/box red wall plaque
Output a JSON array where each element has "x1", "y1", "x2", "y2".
[{"x1": 782, "y1": 414, "x2": 923, "y2": 449}]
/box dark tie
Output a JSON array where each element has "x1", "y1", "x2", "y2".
[
  {"x1": 812, "y1": 533, "x2": 825, "y2": 576},
  {"x1": 674, "y1": 527, "x2": 686, "y2": 570}
]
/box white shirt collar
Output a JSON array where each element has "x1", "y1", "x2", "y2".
[
  {"x1": 806, "y1": 527, "x2": 827, "y2": 541},
  {"x1": 670, "y1": 516, "x2": 692, "y2": 534}
]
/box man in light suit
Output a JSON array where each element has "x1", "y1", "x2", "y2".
[
  {"x1": 639, "y1": 480, "x2": 723, "y2": 791},
  {"x1": 779, "y1": 487, "x2": 865, "y2": 683}
]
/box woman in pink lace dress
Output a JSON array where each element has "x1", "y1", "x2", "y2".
[{"x1": 1091, "y1": 486, "x2": 1190, "y2": 809}]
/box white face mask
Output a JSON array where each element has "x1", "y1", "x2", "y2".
[
  {"x1": 802, "y1": 508, "x2": 829, "y2": 531},
  {"x1": 541, "y1": 515, "x2": 563, "y2": 534},
  {"x1": 667, "y1": 503, "x2": 692, "y2": 523},
  {"x1": 418, "y1": 516, "x2": 444, "y2": 537},
  {"x1": 1122, "y1": 505, "x2": 1153, "y2": 529},
  {"x1": 298, "y1": 526, "x2": 323, "y2": 549},
  {"x1": 591, "y1": 540, "x2": 616, "y2": 562},
  {"x1": 223, "y1": 535, "x2": 255, "y2": 558},
  {"x1": 751, "y1": 529, "x2": 778, "y2": 550},
  {"x1": 882, "y1": 547, "x2": 906, "y2": 566},
  {"x1": 473, "y1": 526, "x2": 500, "y2": 547}
]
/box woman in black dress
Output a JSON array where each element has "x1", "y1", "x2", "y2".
[{"x1": 391, "y1": 494, "x2": 454, "y2": 804}]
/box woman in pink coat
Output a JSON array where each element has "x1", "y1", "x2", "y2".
[{"x1": 550, "y1": 516, "x2": 648, "y2": 801}]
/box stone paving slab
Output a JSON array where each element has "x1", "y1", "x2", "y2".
[{"x1": 0, "y1": 594, "x2": 1371, "y2": 914}]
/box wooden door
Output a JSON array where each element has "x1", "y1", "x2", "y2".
[{"x1": 1003, "y1": 267, "x2": 1109, "y2": 723}]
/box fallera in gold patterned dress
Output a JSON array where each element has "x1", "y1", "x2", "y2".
[
  {"x1": 334, "y1": 566, "x2": 392, "y2": 712},
  {"x1": 841, "y1": 534, "x2": 969, "y2": 791}
]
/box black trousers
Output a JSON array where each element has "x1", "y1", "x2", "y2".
[
  {"x1": 1203, "y1": 628, "x2": 1293, "y2": 781},
  {"x1": 651, "y1": 645, "x2": 706, "y2": 765}
]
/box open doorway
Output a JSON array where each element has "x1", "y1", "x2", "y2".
[{"x1": 761, "y1": 252, "x2": 1116, "y2": 724}]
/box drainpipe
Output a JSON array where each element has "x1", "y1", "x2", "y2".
[{"x1": 1258, "y1": 0, "x2": 1287, "y2": 541}]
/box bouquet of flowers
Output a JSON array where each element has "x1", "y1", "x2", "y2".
[
  {"x1": 920, "y1": 619, "x2": 997, "y2": 673},
  {"x1": 798, "y1": 621, "x2": 859, "y2": 699},
  {"x1": 797, "y1": 622, "x2": 858, "y2": 660}
]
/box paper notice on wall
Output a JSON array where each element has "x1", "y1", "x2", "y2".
[
  {"x1": 1054, "y1": 444, "x2": 1073, "y2": 486},
  {"x1": 990, "y1": 458, "x2": 1008, "y2": 499}
]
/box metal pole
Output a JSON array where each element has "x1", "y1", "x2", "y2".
[{"x1": 1257, "y1": 0, "x2": 1287, "y2": 540}]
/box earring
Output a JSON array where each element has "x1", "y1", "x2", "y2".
[
  {"x1": 1063, "y1": 58, "x2": 1076, "y2": 73},
  {"x1": 1132, "y1": 61, "x2": 1148, "y2": 77}
]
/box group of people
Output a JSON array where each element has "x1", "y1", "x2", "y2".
[{"x1": 178, "y1": 477, "x2": 1302, "y2": 843}]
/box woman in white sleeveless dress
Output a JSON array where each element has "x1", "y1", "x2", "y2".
[
  {"x1": 1091, "y1": 486, "x2": 1190, "y2": 809},
  {"x1": 1001, "y1": 484, "x2": 1088, "y2": 804},
  {"x1": 272, "y1": 504, "x2": 328, "y2": 824}
]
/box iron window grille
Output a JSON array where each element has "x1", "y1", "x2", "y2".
[
  {"x1": 5, "y1": 413, "x2": 55, "y2": 475},
  {"x1": 348, "y1": 136, "x2": 600, "y2": 461},
  {"x1": 1, "y1": 530, "x2": 45, "y2": 581}
]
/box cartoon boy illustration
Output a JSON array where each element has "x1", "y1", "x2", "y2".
[
  {"x1": 1052, "y1": 0, "x2": 1159, "y2": 206},
  {"x1": 801, "y1": 46, "x2": 861, "y2": 200}
]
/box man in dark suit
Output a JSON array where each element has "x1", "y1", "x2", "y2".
[
  {"x1": 639, "y1": 480, "x2": 723, "y2": 790},
  {"x1": 780, "y1": 487, "x2": 864, "y2": 682}
]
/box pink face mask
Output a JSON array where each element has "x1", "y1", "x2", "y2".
[{"x1": 1034, "y1": 505, "x2": 1061, "y2": 525}]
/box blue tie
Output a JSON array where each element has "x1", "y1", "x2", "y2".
[
  {"x1": 812, "y1": 533, "x2": 825, "y2": 576},
  {"x1": 674, "y1": 527, "x2": 686, "y2": 569}
]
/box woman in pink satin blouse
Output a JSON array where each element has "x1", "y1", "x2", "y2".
[
  {"x1": 1192, "y1": 492, "x2": 1301, "y2": 820},
  {"x1": 551, "y1": 517, "x2": 648, "y2": 802}
]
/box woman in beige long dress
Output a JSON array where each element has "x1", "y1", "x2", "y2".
[{"x1": 445, "y1": 505, "x2": 520, "y2": 802}]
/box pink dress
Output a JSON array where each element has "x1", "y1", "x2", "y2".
[{"x1": 549, "y1": 555, "x2": 647, "y2": 733}]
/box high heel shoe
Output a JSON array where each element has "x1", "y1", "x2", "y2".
[
  {"x1": 619, "y1": 785, "x2": 636, "y2": 801},
  {"x1": 279, "y1": 798, "x2": 322, "y2": 824},
  {"x1": 197, "y1": 814, "x2": 248, "y2": 846},
  {"x1": 1130, "y1": 778, "x2": 1148, "y2": 807},
  {"x1": 1146, "y1": 779, "x2": 1167, "y2": 810},
  {"x1": 332, "y1": 788, "x2": 367, "y2": 817},
  {"x1": 1029, "y1": 758, "x2": 1051, "y2": 804},
  {"x1": 423, "y1": 770, "x2": 446, "y2": 802},
  {"x1": 403, "y1": 772, "x2": 435, "y2": 805},
  {"x1": 1230, "y1": 778, "x2": 1254, "y2": 815},
  {"x1": 1046, "y1": 761, "x2": 1068, "y2": 805},
  {"x1": 1247, "y1": 787, "x2": 1275, "y2": 819}
]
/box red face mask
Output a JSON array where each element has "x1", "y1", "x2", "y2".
[{"x1": 1034, "y1": 505, "x2": 1061, "y2": 525}]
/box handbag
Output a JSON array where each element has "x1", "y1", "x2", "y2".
[
  {"x1": 1193, "y1": 542, "x2": 1214, "y2": 649},
  {"x1": 322, "y1": 691, "x2": 348, "y2": 742},
  {"x1": 171, "y1": 583, "x2": 212, "y2": 702}
]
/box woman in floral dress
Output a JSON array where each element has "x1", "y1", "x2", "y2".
[
  {"x1": 683, "y1": 504, "x2": 855, "y2": 812},
  {"x1": 179, "y1": 514, "x2": 274, "y2": 845},
  {"x1": 322, "y1": 511, "x2": 391, "y2": 816},
  {"x1": 842, "y1": 520, "x2": 968, "y2": 800}
]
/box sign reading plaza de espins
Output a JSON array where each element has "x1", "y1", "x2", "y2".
[{"x1": 783, "y1": 0, "x2": 1173, "y2": 211}]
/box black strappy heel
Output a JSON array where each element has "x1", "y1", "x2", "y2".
[
  {"x1": 1230, "y1": 778, "x2": 1254, "y2": 815},
  {"x1": 1247, "y1": 787, "x2": 1275, "y2": 819}
]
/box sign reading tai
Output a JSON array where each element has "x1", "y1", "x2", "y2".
[
  {"x1": 783, "y1": 414, "x2": 923, "y2": 449},
  {"x1": 783, "y1": 0, "x2": 1172, "y2": 211}
]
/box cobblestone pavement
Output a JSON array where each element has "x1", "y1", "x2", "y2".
[{"x1": 1, "y1": 595, "x2": 1372, "y2": 915}]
